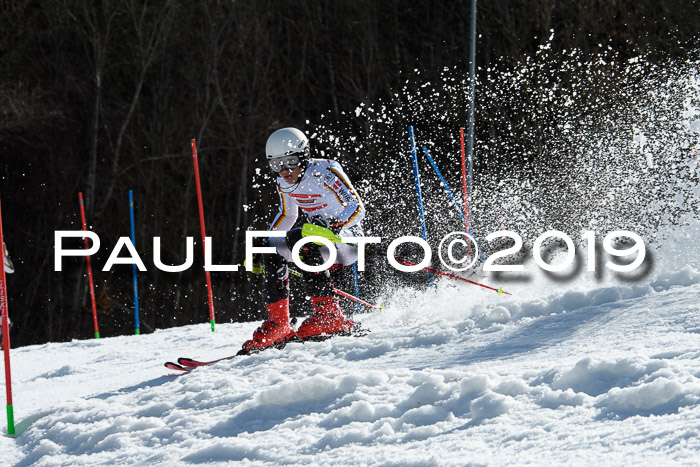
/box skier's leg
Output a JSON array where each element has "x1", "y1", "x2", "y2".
[
  {"x1": 285, "y1": 228, "x2": 356, "y2": 339},
  {"x1": 242, "y1": 240, "x2": 296, "y2": 352}
]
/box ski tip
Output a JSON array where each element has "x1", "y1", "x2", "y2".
[{"x1": 164, "y1": 361, "x2": 189, "y2": 372}]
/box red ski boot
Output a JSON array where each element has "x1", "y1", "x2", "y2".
[
  {"x1": 242, "y1": 298, "x2": 296, "y2": 353},
  {"x1": 296, "y1": 295, "x2": 356, "y2": 340}
]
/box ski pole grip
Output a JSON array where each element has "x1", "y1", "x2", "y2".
[
  {"x1": 301, "y1": 223, "x2": 382, "y2": 257},
  {"x1": 301, "y1": 224, "x2": 342, "y2": 244}
]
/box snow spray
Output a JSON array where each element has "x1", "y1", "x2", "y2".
[{"x1": 421, "y1": 146, "x2": 465, "y2": 224}]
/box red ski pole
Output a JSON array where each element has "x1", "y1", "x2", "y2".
[
  {"x1": 396, "y1": 258, "x2": 509, "y2": 295},
  {"x1": 332, "y1": 287, "x2": 384, "y2": 311},
  {"x1": 300, "y1": 224, "x2": 509, "y2": 295},
  {"x1": 0, "y1": 196, "x2": 15, "y2": 435},
  {"x1": 191, "y1": 139, "x2": 216, "y2": 332},
  {"x1": 287, "y1": 266, "x2": 384, "y2": 311},
  {"x1": 78, "y1": 193, "x2": 100, "y2": 339}
]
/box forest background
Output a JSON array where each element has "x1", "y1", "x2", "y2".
[{"x1": 1, "y1": 0, "x2": 698, "y2": 347}]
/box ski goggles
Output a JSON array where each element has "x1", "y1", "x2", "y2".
[{"x1": 268, "y1": 154, "x2": 302, "y2": 173}]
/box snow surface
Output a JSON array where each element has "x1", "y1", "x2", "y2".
[{"x1": 2, "y1": 219, "x2": 700, "y2": 465}]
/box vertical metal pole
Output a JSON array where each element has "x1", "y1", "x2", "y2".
[
  {"x1": 0, "y1": 196, "x2": 15, "y2": 435},
  {"x1": 129, "y1": 190, "x2": 140, "y2": 335},
  {"x1": 467, "y1": 0, "x2": 477, "y2": 198},
  {"x1": 459, "y1": 128, "x2": 471, "y2": 261}
]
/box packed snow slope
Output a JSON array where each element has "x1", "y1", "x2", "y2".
[{"x1": 1, "y1": 224, "x2": 700, "y2": 465}]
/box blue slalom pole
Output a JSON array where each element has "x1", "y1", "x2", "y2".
[
  {"x1": 421, "y1": 146, "x2": 465, "y2": 223},
  {"x1": 353, "y1": 263, "x2": 360, "y2": 315},
  {"x1": 422, "y1": 146, "x2": 484, "y2": 261},
  {"x1": 408, "y1": 126, "x2": 433, "y2": 287},
  {"x1": 129, "y1": 190, "x2": 140, "y2": 335}
]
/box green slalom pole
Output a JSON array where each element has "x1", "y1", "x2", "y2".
[{"x1": 6, "y1": 406, "x2": 14, "y2": 436}]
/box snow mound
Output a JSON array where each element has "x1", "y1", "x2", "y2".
[
  {"x1": 596, "y1": 377, "x2": 700, "y2": 418},
  {"x1": 4, "y1": 251, "x2": 700, "y2": 465}
]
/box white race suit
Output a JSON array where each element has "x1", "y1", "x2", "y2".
[{"x1": 268, "y1": 158, "x2": 365, "y2": 266}]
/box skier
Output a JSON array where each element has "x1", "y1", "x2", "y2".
[{"x1": 243, "y1": 127, "x2": 366, "y2": 353}]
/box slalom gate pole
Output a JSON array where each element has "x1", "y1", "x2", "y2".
[
  {"x1": 0, "y1": 196, "x2": 15, "y2": 435},
  {"x1": 421, "y1": 146, "x2": 465, "y2": 223},
  {"x1": 352, "y1": 263, "x2": 360, "y2": 315},
  {"x1": 459, "y1": 127, "x2": 470, "y2": 262},
  {"x1": 78, "y1": 193, "x2": 100, "y2": 339},
  {"x1": 423, "y1": 144, "x2": 484, "y2": 261},
  {"x1": 287, "y1": 267, "x2": 384, "y2": 311},
  {"x1": 300, "y1": 224, "x2": 509, "y2": 296},
  {"x1": 128, "y1": 191, "x2": 140, "y2": 335},
  {"x1": 191, "y1": 139, "x2": 216, "y2": 332},
  {"x1": 466, "y1": 0, "x2": 477, "y2": 195},
  {"x1": 408, "y1": 126, "x2": 433, "y2": 287}
]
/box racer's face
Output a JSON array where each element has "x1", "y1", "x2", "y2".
[{"x1": 279, "y1": 166, "x2": 302, "y2": 184}]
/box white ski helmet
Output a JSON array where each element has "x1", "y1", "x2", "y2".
[{"x1": 266, "y1": 127, "x2": 309, "y2": 161}]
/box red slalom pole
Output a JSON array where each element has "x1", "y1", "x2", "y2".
[
  {"x1": 459, "y1": 128, "x2": 471, "y2": 261},
  {"x1": 333, "y1": 287, "x2": 384, "y2": 311},
  {"x1": 191, "y1": 139, "x2": 216, "y2": 332},
  {"x1": 0, "y1": 196, "x2": 15, "y2": 435},
  {"x1": 78, "y1": 193, "x2": 100, "y2": 339},
  {"x1": 396, "y1": 258, "x2": 509, "y2": 295}
]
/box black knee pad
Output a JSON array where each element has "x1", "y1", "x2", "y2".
[
  {"x1": 286, "y1": 227, "x2": 326, "y2": 268},
  {"x1": 261, "y1": 251, "x2": 289, "y2": 304}
]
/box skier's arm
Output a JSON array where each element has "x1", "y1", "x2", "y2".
[
  {"x1": 269, "y1": 183, "x2": 299, "y2": 232},
  {"x1": 324, "y1": 161, "x2": 365, "y2": 229}
]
